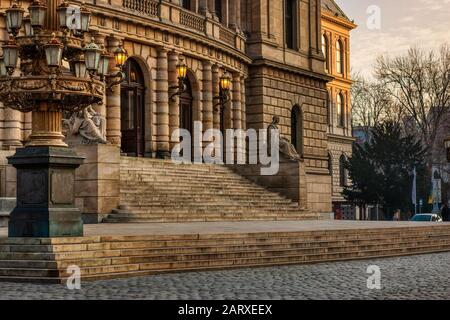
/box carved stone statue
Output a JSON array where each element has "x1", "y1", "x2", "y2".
[
  {"x1": 63, "y1": 106, "x2": 108, "y2": 145},
  {"x1": 267, "y1": 116, "x2": 302, "y2": 161}
]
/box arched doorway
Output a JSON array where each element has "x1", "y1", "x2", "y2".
[
  {"x1": 120, "y1": 59, "x2": 146, "y2": 156},
  {"x1": 179, "y1": 78, "x2": 193, "y2": 156},
  {"x1": 291, "y1": 105, "x2": 303, "y2": 156}
]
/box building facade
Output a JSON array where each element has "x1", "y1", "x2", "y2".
[
  {"x1": 0, "y1": 0, "x2": 354, "y2": 220},
  {"x1": 321, "y1": 0, "x2": 357, "y2": 219}
]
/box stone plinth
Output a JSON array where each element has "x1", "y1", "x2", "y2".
[
  {"x1": 231, "y1": 156, "x2": 308, "y2": 210},
  {"x1": 7, "y1": 147, "x2": 84, "y2": 238},
  {"x1": 73, "y1": 144, "x2": 121, "y2": 223}
]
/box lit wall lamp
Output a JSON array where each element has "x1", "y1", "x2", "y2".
[
  {"x1": 106, "y1": 44, "x2": 127, "y2": 89},
  {"x1": 214, "y1": 72, "x2": 232, "y2": 108},
  {"x1": 170, "y1": 57, "x2": 188, "y2": 102}
]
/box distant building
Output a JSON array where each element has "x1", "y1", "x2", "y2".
[{"x1": 321, "y1": 0, "x2": 357, "y2": 219}]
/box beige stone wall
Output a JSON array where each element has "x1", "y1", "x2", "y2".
[{"x1": 306, "y1": 172, "x2": 332, "y2": 213}]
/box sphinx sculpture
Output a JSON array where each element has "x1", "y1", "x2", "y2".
[
  {"x1": 267, "y1": 116, "x2": 302, "y2": 161},
  {"x1": 63, "y1": 106, "x2": 108, "y2": 145}
]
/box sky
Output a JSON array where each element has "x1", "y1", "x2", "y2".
[{"x1": 334, "y1": 0, "x2": 450, "y2": 78}]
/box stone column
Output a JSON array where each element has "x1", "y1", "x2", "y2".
[
  {"x1": 212, "y1": 64, "x2": 220, "y2": 130},
  {"x1": 202, "y1": 61, "x2": 213, "y2": 133},
  {"x1": 232, "y1": 73, "x2": 243, "y2": 160},
  {"x1": 235, "y1": 0, "x2": 241, "y2": 30},
  {"x1": 240, "y1": 76, "x2": 246, "y2": 130},
  {"x1": 168, "y1": 51, "x2": 180, "y2": 150},
  {"x1": 199, "y1": 0, "x2": 208, "y2": 15},
  {"x1": 105, "y1": 36, "x2": 122, "y2": 147},
  {"x1": 156, "y1": 48, "x2": 170, "y2": 158},
  {"x1": 2, "y1": 107, "x2": 23, "y2": 150},
  {"x1": 228, "y1": 0, "x2": 236, "y2": 29},
  {"x1": 208, "y1": 0, "x2": 216, "y2": 16},
  {"x1": 232, "y1": 73, "x2": 242, "y2": 130}
]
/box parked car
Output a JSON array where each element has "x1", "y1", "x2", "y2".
[{"x1": 411, "y1": 214, "x2": 443, "y2": 222}]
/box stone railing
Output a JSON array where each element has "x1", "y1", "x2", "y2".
[
  {"x1": 122, "y1": 0, "x2": 158, "y2": 17},
  {"x1": 118, "y1": 1, "x2": 245, "y2": 51},
  {"x1": 180, "y1": 10, "x2": 206, "y2": 33},
  {"x1": 219, "y1": 27, "x2": 235, "y2": 46}
]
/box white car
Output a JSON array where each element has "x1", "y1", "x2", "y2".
[{"x1": 411, "y1": 214, "x2": 443, "y2": 222}]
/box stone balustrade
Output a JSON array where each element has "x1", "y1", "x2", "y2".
[{"x1": 117, "y1": 0, "x2": 244, "y2": 51}]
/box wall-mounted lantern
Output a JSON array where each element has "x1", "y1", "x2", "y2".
[
  {"x1": 170, "y1": 57, "x2": 188, "y2": 101},
  {"x1": 214, "y1": 71, "x2": 232, "y2": 108}
]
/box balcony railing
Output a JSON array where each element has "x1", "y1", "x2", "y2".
[
  {"x1": 180, "y1": 10, "x2": 206, "y2": 33},
  {"x1": 122, "y1": 0, "x2": 158, "y2": 17},
  {"x1": 119, "y1": 1, "x2": 244, "y2": 50},
  {"x1": 219, "y1": 27, "x2": 235, "y2": 46}
]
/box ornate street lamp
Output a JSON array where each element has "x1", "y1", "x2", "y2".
[
  {"x1": 170, "y1": 57, "x2": 188, "y2": 101},
  {"x1": 0, "y1": 0, "x2": 125, "y2": 238},
  {"x1": 5, "y1": 2, "x2": 24, "y2": 37},
  {"x1": 23, "y1": 15, "x2": 33, "y2": 36},
  {"x1": 84, "y1": 38, "x2": 102, "y2": 74},
  {"x1": 28, "y1": 0, "x2": 47, "y2": 31},
  {"x1": 98, "y1": 50, "x2": 111, "y2": 80},
  {"x1": 43, "y1": 34, "x2": 63, "y2": 68},
  {"x1": 79, "y1": 5, "x2": 92, "y2": 33},
  {"x1": 72, "y1": 57, "x2": 87, "y2": 78},
  {"x1": 214, "y1": 71, "x2": 232, "y2": 108},
  {"x1": 2, "y1": 38, "x2": 19, "y2": 74}
]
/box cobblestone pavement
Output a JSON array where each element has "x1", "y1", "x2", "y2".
[{"x1": 0, "y1": 252, "x2": 449, "y2": 300}]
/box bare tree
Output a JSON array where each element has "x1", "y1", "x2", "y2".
[
  {"x1": 351, "y1": 74, "x2": 400, "y2": 135},
  {"x1": 374, "y1": 45, "x2": 450, "y2": 163}
]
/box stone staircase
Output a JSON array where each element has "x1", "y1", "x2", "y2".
[
  {"x1": 1, "y1": 225, "x2": 450, "y2": 283},
  {"x1": 104, "y1": 157, "x2": 317, "y2": 223}
]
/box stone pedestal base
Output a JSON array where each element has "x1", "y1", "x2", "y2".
[
  {"x1": 7, "y1": 147, "x2": 84, "y2": 238},
  {"x1": 73, "y1": 144, "x2": 121, "y2": 223}
]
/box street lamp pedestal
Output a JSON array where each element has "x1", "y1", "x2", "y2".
[{"x1": 7, "y1": 146, "x2": 84, "y2": 237}]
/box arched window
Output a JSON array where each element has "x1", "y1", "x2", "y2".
[
  {"x1": 337, "y1": 93, "x2": 345, "y2": 127},
  {"x1": 285, "y1": 0, "x2": 297, "y2": 49},
  {"x1": 336, "y1": 40, "x2": 344, "y2": 74},
  {"x1": 291, "y1": 105, "x2": 303, "y2": 156},
  {"x1": 339, "y1": 155, "x2": 348, "y2": 187},
  {"x1": 322, "y1": 34, "x2": 329, "y2": 73}
]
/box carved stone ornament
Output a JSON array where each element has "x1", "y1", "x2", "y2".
[
  {"x1": 0, "y1": 75, "x2": 104, "y2": 113},
  {"x1": 63, "y1": 105, "x2": 108, "y2": 145},
  {"x1": 267, "y1": 116, "x2": 302, "y2": 161}
]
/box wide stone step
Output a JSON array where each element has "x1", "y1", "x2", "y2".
[{"x1": 4, "y1": 241, "x2": 450, "y2": 279}]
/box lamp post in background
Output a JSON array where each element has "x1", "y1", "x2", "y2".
[{"x1": 0, "y1": 1, "x2": 125, "y2": 237}]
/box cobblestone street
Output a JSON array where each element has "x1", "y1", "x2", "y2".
[{"x1": 0, "y1": 252, "x2": 449, "y2": 300}]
